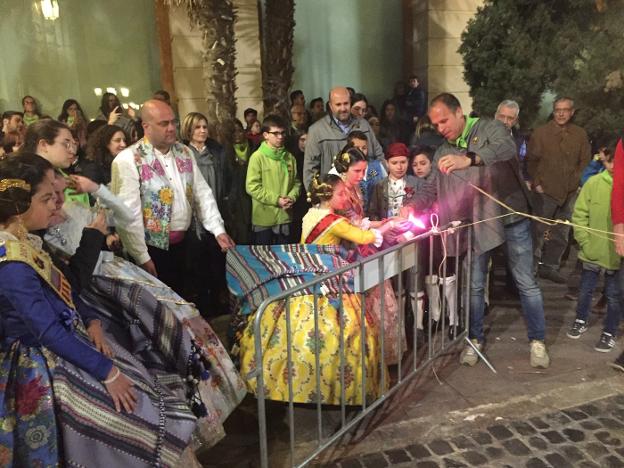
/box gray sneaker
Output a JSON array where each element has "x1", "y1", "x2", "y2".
[
  {"x1": 566, "y1": 319, "x2": 588, "y2": 339},
  {"x1": 460, "y1": 339, "x2": 482, "y2": 366},
  {"x1": 530, "y1": 340, "x2": 550, "y2": 368},
  {"x1": 595, "y1": 332, "x2": 616, "y2": 353}
]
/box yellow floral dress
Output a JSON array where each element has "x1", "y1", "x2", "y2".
[{"x1": 238, "y1": 208, "x2": 384, "y2": 405}]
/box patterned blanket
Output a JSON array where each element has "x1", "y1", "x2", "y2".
[{"x1": 226, "y1": 244, "x2": 355, "y2": 316}]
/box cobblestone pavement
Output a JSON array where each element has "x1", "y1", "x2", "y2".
[{"x1": 328, "y1": 394, "x2": 624, "y2": 468}]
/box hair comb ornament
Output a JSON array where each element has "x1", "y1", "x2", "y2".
[{"x1": 0, "y1": 179, "x2": 30, "y2": 193}]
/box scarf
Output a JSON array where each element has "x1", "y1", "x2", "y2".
[
  {"x1": 233, "y1": 143, "x2": 249, "y2": 163},
  {"x1": 258, "y1": 141, "x2": 289, "y2": 172},
  {"x1": 451, "y1": 116, "x2": 480, "y2": 149}
]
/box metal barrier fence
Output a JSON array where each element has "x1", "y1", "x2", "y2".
[{"x1": 248, "y1": 225, "x2": 473, "y2": 467}]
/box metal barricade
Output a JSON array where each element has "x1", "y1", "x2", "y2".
[{"x1": 248, "y1": 225, "x2": 472, "y2": 467}]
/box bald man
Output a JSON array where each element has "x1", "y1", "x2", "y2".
[
  {"x1": 303, "y1": 86, "x2": 384, "y2": 190},
  {"x1": 111, "y1": 99, "x2": 234, "y2": 296}
]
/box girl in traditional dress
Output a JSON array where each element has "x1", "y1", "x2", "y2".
[
  {"x1": 238, "y1": 174, "x2": 398, "y2": 405},
  {"x1": 332, "y1": 147, "x2": 409, "y2": 365},
  {"x1": 0, "y1": 153, "x2": 203, "y2": 467}
]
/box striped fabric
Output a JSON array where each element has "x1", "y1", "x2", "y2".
[
  {"x1": 226, "y1": 244, "x2": 355, "y2": 316},
  {"x1": 52, "y1": 330, "x2": 196, "y2": 468},
  {"x1": 85, "y1": 256, "x2": 246, "y2": 451}
]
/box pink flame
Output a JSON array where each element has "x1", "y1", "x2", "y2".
[{"x1": 408, "y1": 213, "x2": 427, "y2": 230}]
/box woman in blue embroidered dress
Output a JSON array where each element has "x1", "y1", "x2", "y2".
[
  {"x1": 45, "y1": 170, "x2": 246, "y2": 452},
  {"x1": 0, "y1": 154, "x2": 199, "y2": 467}
]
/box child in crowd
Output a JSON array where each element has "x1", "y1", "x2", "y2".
[
  {"x1": 246, "y1": 115, "x2": 301, "y2": 245},
  {"x1": 567, "y1": 142, "x2": 621, "y2": 352},
  {"x1": 246, "y1": 119, "x2": 263, "y2": 151},
  {"x1": 410, "y1": 144, "x2": 435, "y2": 182},
  {"x1": 368, "y1": 142, "x2": 440, "y2": 346},
  {"x1": 368, "y1": 142, "x2": 434, "y2": 221}
]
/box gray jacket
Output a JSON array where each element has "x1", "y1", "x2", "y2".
[
  {"x1": 303, "y1": 114, "x2": 384, "y2": 190},
  {"x1": 434, "y1": 118, "x2": 526, "y2": 256}
]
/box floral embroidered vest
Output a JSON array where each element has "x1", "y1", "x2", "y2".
[{"x1": 132, "y1": 139, "x2": 195, "y2": 250}]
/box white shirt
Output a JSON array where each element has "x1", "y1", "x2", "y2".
[
  {"x1": 112, "y1": 143, "x2": 225, "y2": 265},
  {"x1": 387, "y1": 176, "x2": 406, "y2": 218}
]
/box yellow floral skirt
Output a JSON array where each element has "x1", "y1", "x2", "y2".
[{"x1": 239, "y1": 294, "x2": 385, "y2": 405}]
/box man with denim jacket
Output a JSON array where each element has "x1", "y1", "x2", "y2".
[{"x1": 429, "y1": 93, "x2": 549, "y2": 369}]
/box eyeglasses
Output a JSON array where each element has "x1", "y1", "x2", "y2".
[
  {"x1": 266, "y1": 131, "x2": 286, "y2": 137},
  {"x1": 57, "y1": 140, "x2": 77, "y2": 152}
]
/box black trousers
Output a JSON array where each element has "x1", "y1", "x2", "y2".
[
  {"x1": 148, "y1": 239, "x2": 188, "y2": 298},
  {"x1": 186, "y1": 228, "x2": 228, "y2": 317}
]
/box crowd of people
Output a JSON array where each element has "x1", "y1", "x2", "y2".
[{"x1": 1, "y1": 75, "x2": 623, "y2": 465}]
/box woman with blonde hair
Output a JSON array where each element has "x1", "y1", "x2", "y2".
[{"x1": 181, "y1": 111, "x2": 230, "y2": 317}]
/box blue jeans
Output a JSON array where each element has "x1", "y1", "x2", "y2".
[
  {"x1": 577, "y1": 262, "x2": 621, "y2": 335},
  {"x1": 470, "y1": 219, "x2": 546, "y2": 342}
]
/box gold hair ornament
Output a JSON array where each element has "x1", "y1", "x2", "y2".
[
  {"x1": 0, "y1": 179, "x2": 30, "y2": 193},
  {"x1": 308, "y1": 173, "x2": 335, "y2": 203}
]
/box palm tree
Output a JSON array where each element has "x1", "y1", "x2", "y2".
[{"x1": 260, "y1": 0, "x2": 295, "y2": 120}]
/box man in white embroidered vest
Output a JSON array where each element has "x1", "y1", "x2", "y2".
[{"x1": 111, "y1": 99, "x2": 235, "y2": 296}]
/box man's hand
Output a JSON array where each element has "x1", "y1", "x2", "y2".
[
  {"x1": 438, "y1": 154, "x2": 471, "y2": 174},
  {"x1": 533, "y1": 183, "x2": 544, "y2": 194},
  {"x1": 614, "y1": 224, "x2": 624, "y2": 257},
  {"x1": 216, "y1": 233, "x2": 236, "y2": 252},
  {"x1": 140, "y1": 259, "x2": 158, "y2": 277}
]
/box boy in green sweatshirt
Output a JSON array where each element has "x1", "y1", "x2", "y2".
[
  {"x1": 246, "y1": 115, "x2": 301, "y2": 244},
  {"x1": 567, "y1": 143, "x2": 621, "y2": 352}
]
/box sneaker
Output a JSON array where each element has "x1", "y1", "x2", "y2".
[
  {"x1": 595, "y1": 332, "x2": 616, "y2": 353},
  {"x1": 530, "y1": 340, "x2": 550, "y2": 368},
  {"x1": 566, "y1": 319, "x2": 588, "y2": 339},
  {"x1": 538, "y1": 266, "x2": 567, "y2": 284},
  {"x1": 459, "y1": 339, "x2": 482, "y2": 366},
  {"x1": 609, "y1": 352, "x2": 624, "y2": 372}
]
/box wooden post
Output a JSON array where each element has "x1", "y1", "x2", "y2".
[{"x1": 154, "y1": 0, "x2": 176, "y2": 106}]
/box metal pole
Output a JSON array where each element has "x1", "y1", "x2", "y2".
[
  {"x1": 338, "y1": 273, "x2": 346, "y2": 427},
  {"x1": 254, "y1": 305, "x2": 269, "y2": 468},
  {"x1": 428, "y1": 235, "x2": 434, "y2": 359},
  {"x1": 413, "y1": 239, "x2": 420, "y2": 370},
  {"x1": 285, "y1": 296, "x2": 295, "y2": 466},
  {"x1": 359, "y1": 263, "x2": 367, "y2": 409},
  {"x1": 441, "y1": 231, "x2": 448, "y2": 351},
  {"x1": 397, "y1": 248, "x2": 403, "y2": 383},
  {"x1": 313, "y1": 283, "x2": 323, "y2": 443},
  {"x1": 378, "y1": 255, "x2": 386, "y2": 393}
]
